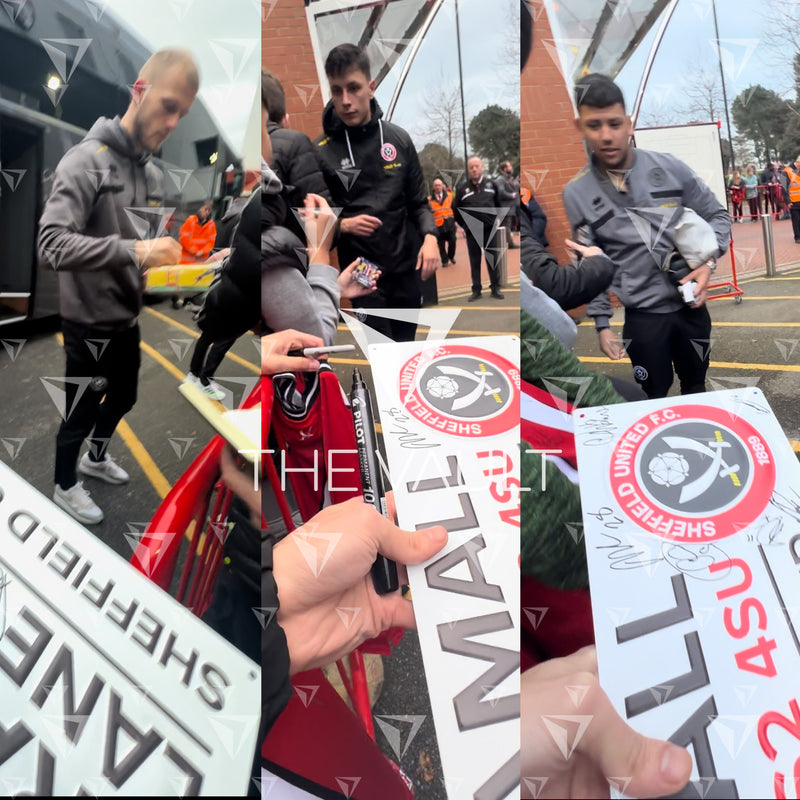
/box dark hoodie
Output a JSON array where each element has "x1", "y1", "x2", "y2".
[
  {"x1": 38, "y1": 116, "x2": 165, "y2": 330},
  {"x1": 313, "y1": 98, "x2": 436, "y2": 275}
]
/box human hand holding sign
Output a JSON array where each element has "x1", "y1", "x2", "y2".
[
  {"x1": 522, "y1": 646, "x2": 692, "y2": 799},
  {"x1": 274, "y1": 497, "x2": 447, "y2": 674}
]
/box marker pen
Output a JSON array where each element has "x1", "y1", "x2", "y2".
[
  {"x1": 287, "y1": 344, "x2": 356, "y2": 357},
  {"x1": 350, "y1": 367, "x2": 399, "y2": 595}
]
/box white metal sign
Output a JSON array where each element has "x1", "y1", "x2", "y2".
[
  {"x1": 0, "y1": 461, "x2": 260, "y2": 796},
  {"x1": 370, "y1": 336, "x2": 520, "y2": 800},
  {"x1": 575, "y1": 388, "x2": 800, "y2": 798}
]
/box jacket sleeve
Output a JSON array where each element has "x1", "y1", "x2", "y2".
[
  {"x1": 286, "y1": 133, "x2": 332, "y2": 202},
  {"x1": 562, "y1": 184, "x2": 613, "y2": 325},
  {"x1": 677, "y1": 156, "x2": 731, "y2": 257},
  {"x1": 179, "y1": 217, "x2": 195, "y2": 252},
  {"x1": 38, "y1": 146, "x2": 137, "y2": 272},
  {"x1": 521, "y1": 204, "x2": 614, "y2": 311},
  {"x1": 403, "y1": 133, "x2": 437, "y2": 239}
]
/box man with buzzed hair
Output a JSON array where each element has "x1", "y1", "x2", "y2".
[
  {"x1": 39, "y1": 47, "x2": 199, "y2": 524},
  {"x1": 453, "y1": 155, "x2": 505, "y2": 300}
]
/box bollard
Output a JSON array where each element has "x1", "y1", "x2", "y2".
[
  {"x1": 762, "y1": 213, "x2": 776, "y2": 277},
  {"x1": 496, "y1": 226, "x2": 508, "y2": 287}
]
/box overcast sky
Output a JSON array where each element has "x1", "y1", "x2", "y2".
[
  {"x1": 374, "y1": 0, "x2": 520, "y2": 151},
  {"x1": 615, "y1": 0, "x2": 787, "y2": 135},
  {"x1": 107, "y1": 0, "x2": 261, "y2": 167}
]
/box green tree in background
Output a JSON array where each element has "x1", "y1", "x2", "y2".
[
  {"x1": 732, "y1": 85, "x2": 789, "y2": 164},
  {"x1": 467, "y1": 104, "x2": 520, "y2": 172},
  {"x1": 418, "y1": 142, "x2": 462, "y2": 192}
]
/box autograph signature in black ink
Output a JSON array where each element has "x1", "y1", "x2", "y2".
[
  {"x1": 597, "y1": 532, "x2": 663, "y2": 570},
  {"x1": 384, "y1": 407, "x2": 440, "y2": 449},
  {"x1": 661, "y1": 542, "x2": 731, "y2": 580},
  {"x1": 769, "y1": 489, "x2": 800, "y2": 526},
  {"x1": 0, "y1": 568, "x2": 9, "y2": 642},
  {"x1": 574, "y1": 407, "x2": 619, "y2": 447}
]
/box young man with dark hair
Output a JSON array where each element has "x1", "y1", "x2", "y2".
[
  {"x1": 563, "y1": 72, "x2": 730, "y2": 399},
  {"x1": 313, "y1": 43, "x2": 439, "y2": 341},
  {"x1": 39, "y1": 48, "x2": 198, "y2": 524}
]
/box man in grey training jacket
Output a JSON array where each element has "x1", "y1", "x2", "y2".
[
  {"x1": 563, "y1": 73, "x2": 730, "y2": 399},
  {"x1": 39, "y1": 49, "x2": 198, "y2": 524}
]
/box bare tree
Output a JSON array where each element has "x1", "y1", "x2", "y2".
[
  {"x1": 416, "y1": 82, "x2": 464, "y2": 161},
  {"x1": 684, "y1": 66, "x2": 724, "y2": 123},
  {"x1": 494, "y1": 0, "x2": 521, "y2": 81}
]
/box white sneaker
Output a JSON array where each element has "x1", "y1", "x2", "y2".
[
  {"x1": 183, "y1": 372, "x2": 200, "y2": 385},
  {"x1": 54, "y1": 482, "x2": 104, "y2": 524},
  {"x1": 198, "y1": 379, "x2": 226, "y2": 401},
  {"x1": 78, "y1": 452, "x2": 130, "y2": 484}
]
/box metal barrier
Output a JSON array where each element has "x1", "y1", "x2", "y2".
[
  {"x1": 762, "y1": 213, "x2": 777, "y2": 277},
  {"x1": 496, "y1": 225, "x2": 508, "y2": 286}
]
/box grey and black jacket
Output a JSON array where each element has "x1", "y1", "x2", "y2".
[
  {"x1": 563, "y1": 149, "x2": 730, "y2": 328},
  {"x1": 38, "y1": 116, "x2": 164, "y2": 330}
]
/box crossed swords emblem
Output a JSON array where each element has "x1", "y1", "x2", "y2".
[
  {"x1": 432, "y1": 365, "x2": 502, "y2": 411},
  {"x1": 659, "y1": 436, "x2": 741, "y2": 504}
]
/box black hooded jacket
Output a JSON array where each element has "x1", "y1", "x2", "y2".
[{"x1": 313, "y1": 98, "x2": 436, "y2": 275}]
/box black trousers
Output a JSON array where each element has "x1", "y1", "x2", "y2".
[
  {"x1": 623, "y1": 305, "x2": 712, "y2": 399},
  {"x1": 791, "y1": 202, "x2": 800, "y2": 240},
  {"x1": 350, "y1": 269, "x2": 423, "y2": 342},
  {"x1": 54, "y1": 320, "x2": 140, "y2": 488},
  {"x1": 436, "y1": 222, "x2": 456, "y2": 262},
  {"x1": 189, "y1": 332, "x2": 236, "y2": 381},
  {"x1": 465, "y1": 228, "x2": 500, "y2": 293}
]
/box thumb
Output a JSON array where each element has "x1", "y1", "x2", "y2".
[
  {"x1": 375, "y1": 522, "x2": 448, "y2": 566},
  {"x1": 416, "y1": 250, "x2": 424, "y2": 271},
  {"x1": 580, "y1": 689, "x2": 692, "y2": 798}
]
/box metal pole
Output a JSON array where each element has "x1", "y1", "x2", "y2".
[
  {"x1": 454, "y1": 0, "x2": 468, "y2": 173},
  {"x1": 496, "y1": 225, "x2": 508, "y2": 287},
  {"x1": 761, "y1": 213, "x2": 776, "y2": 277},
  {"x1": 712, "y1": 0, "x2": 736, "y2": 174}
]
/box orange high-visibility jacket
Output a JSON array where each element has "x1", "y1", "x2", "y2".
[
  {"x1": 428, "y1": 191, "x2": 454, "y2": 227},
  {"x1": 179, "y1": 215, "x2": 217, "y2": 263},
  {"x1": 785, "y1": 166, "x2": 800, "y2": 204}
]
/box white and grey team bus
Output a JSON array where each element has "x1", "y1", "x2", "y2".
[{"x1": 0, "y1": 0, "x2": 244, "y2": 327}]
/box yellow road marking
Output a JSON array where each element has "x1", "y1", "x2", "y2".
[
  {"x1": 144, "y1": 306, "x2": 259, "y2": 373},
  {"x1": 140, "y1": 339, "x2": 186, "y2": 380},
  {"x1": 602, "y1": 320, "x2": 800, "y2": 328},
  {"x1": 116, "y1": 419, "x2": 171, "y2": 499},
  {"x1": 578, "y1": 356, "x2": 800, "y2": 372}
]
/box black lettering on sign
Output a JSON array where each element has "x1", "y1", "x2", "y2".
[
  {"x1": 81, "y1": 577, "x2": 114, "y2": 610},
  {"x1": 0, "y1": 719, "x2": 34, "y2": 766},
  {"x1": 15, "y1": 742, "x2": 55, "y2": 797},
  {"x1": 415, "y1": 492, "x2": 478, "y2": 532},
  {"x1": 30, "y1": 644, "x2": 105, "y2": 744},
  {"x1": 426, "y1": 534, "x2": 504, "y2": 602},
  {"x1": 103, "y1": 690, "x2": 163, "y2": 788},
  {"x1": 131, "y1": 608, "x2": 164, "y2": 655},
  {"x1": 47, "y1": 540, "x2": 81, "y2": 581},
  {"x1": 616, "y1": 573, "x2": 693, "y2": 644},
  {"x1": 474, "y1": 751, "x2": 520, "y2": 800},
  {"x1": 406, "y1": 455, "x2": 463, "y2": 492},
  {"x1": 665, "y1": 696, "x2": 739, "y2": 799},
  {"x1": 437, "y1": 612, "x2": 519, "y2": 731},
  {"x1": 625, "y1": 632, "x2": 709, "y2": 718},
  {"x1": 8, "y1": 510, "x2": 39, "y2": 543},
  {"x1": 0, "y1": 606, "x2": 53, "y2": 687},
  {"x1": 159, "y1": 632, "x2": 198, "y2": 686},
  {"x1": 196, "y1": 663, "x2": 230, "y2": 712},
  {"x1": 164, "y1": 744, "x2": 203, "y2": 796}
]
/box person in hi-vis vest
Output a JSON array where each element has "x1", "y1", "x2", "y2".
[
  {"x1": 429, "y1": 178, "x2": 456, "y2": 265},
  {"x1": 784, "y1": 156, "x2": 800, "y2": 243}
]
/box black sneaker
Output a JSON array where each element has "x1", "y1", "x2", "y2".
[
  {"x1": 468, "y1": 291, "x2": 481, "y2": 302},
  {"x1": 491, "y1": 289, "x2": 505, "y2": 299}
]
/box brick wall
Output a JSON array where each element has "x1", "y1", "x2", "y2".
[
  {"x1": 520, "y1": 6, "x2": 587, "y2": 265},
  {"x1": 262, "y1": 0, "x2": 325, "y2": 142}
]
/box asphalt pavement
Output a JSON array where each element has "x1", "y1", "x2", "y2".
[{"x1": 571, "y1": 263, "x2": 800, "y2": 449}]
